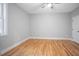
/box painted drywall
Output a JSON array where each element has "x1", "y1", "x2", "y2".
[
  {"x1": 0, "y1": 3, "x2": 29, "y2": 53},
  {"x1": 71, "y1": 7, "x2": 79, "y2": 43},
  {"x1": 29, "y1": 13, "x2": 72, "y2": 38}
]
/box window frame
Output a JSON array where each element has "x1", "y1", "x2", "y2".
[{"x1": 0, "y1": 3, "x2": 8, "y2": 36}]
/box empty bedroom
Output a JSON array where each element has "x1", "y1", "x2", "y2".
[{"x1": 0, "y1": 3, "x2": 79, "y2": 56}]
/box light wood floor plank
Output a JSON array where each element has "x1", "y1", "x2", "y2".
[{"x1": 2, "y1": 39, "x2": 79, "y2": 56}]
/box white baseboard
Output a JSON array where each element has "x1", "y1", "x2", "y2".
[
  {"x1": 0, "y1": 37, "x2": 30, "y2": 55},
  {"x1": 71, "y1": 39, "x2": 79, "y2": 43},
  {"x1": 30, "y1": 37, "x2": 72, "y2": 40}
]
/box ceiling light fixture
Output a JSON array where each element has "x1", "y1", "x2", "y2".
[
  {"x1": 47, "y1": 3, "x2": 52, "y2": 7},
  {"x1": 40, "y1": 3, "x2": 60, "y2": 9}
]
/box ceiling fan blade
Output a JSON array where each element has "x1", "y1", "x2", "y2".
[
  {"x1": 54, "y1": 3, "x2": 61, "y2": 4},
  {"x1": 40, "y1": 3, "x2": 48, "y2": 8},
  {"x1": 51, "y1": 3, "x2": 61, "y2": 9}
]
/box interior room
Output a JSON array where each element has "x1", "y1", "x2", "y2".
[{"x1": 0, "y1": 3, "x2": 79, "y2": 56}]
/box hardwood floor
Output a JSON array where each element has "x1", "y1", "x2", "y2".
[{"x1": 2, "y1": 39, "x2": 79, "y2": 56}]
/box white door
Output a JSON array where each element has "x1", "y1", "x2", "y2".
[{"x1": 72, "y1": 15, "x2": 79, "y2": 42}]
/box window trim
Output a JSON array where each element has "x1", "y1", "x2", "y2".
[{"x1": 0, "y1": 3, "x2": 8, "y2": 36}]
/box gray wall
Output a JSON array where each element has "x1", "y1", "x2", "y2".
[
  {"x1": 30, "y1": 13, "x2": 72, "y2": 38},
  {"x1": 71, "y1": 7, "x2": 79, "y2": 43},
  {"x1": 0, "y1": 3, "x2": 29, "y2": 52}
]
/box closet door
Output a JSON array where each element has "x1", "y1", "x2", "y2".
[{"x1": 72, "y1": 15, "x2": 79, "y2": 42}]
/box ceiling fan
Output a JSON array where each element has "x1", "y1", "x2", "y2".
[{"x1": 40, "y1": 3, "x2": 61, "y2": 9}]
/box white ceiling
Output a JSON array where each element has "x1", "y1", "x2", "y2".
[{"x1": 16, "y1": 3, "x2": 79, "y2": 14}]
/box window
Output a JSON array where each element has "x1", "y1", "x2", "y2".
[{"x1": 0, "y1": 4, "x2": 7, "y2": 36}]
